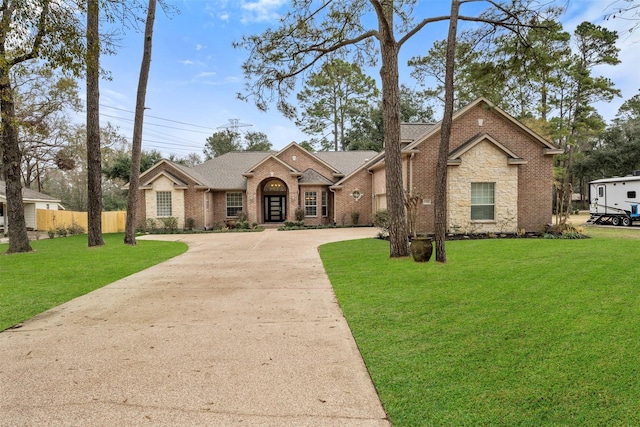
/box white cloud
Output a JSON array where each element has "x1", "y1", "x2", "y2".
[
  {"x1": 195, "y1": 44, "x2": 206, "y2": 51},
  {"x1": 197, "y1": 71, "x2": 217, "y2": 78},
  {"x1": 240, "y1": 0, "x2": 286, "y2": 23},
  {"x1": 179, "y1": 59, "x2": 195, "y2": 65}
]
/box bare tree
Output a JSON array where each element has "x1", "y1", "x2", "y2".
[
  {"x1": 1, "y1": 0, "x2": 85, "y2": 254},
  {"x1": 434, "y1": 0, "x2": 461, "y2": 263},
  {"x1": 86, "y1": 0, "x2": 104, "y2": 247},
  {"x1": 125, "y1": 0, "x2": 157, "y2": 245}
]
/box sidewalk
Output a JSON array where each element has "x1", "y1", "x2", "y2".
[{"x1": 0, "y1": 228, "x2": 390, "y2": 426}]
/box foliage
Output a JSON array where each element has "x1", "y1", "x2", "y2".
[
  {"x1": 41, "y1": 124, "x2": 131, "y2": 211},
  {"x1": 0, "y1": 234, "x2": 187, "y2": 331},
  {"x1": 185, "y1": 217, "x2": 196, "y2": 230},
  {"x1": 102, "y1": 149, "x2": 163, "y2": 182},
  {"x1": 283, "y1": 220, "x2": 305, "y2": 228},
  {"x1": 351, "y1": 211, "x2": 360, "y2": 225},
  {"x1": 203, "y1": 129, "x2": 272, "y2": 159},
  {"x1": 294, "y1": 206, "x2": 305, "y2": 222},
  {"x1": 372, "y1": 209, "x2": 390, "y2": 236},
  {"x1": 344, "y1": 85, "x2": 434, "y2": 152},
  {"x1": 320, "y1": 235, "x2": 640, "y2": 425},
  {"x1": 295, "y1": 58, "x2": 379, "y2": 151},
  {"x1": 204, "y1": 129, "x2": 241, "y2": 159},
  {"x1": 13, "y1": 65, "x2": 83, "y2": 188},
  {"x1": 577, "y1": 90, "x2": 640, "y2": 179},
  {"x1": 244, "y1": 131, "x2": 273, "y2": 152},
  {"x1": 158, "y1": 217, "x2": 178, "y2": 233}
]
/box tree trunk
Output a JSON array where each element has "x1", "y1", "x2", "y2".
[
  {"x1": 1, "y1": 70, "x2": 33, "y2": 253},
  {"x1": 434, "y1": 0, "x2": 460, "y2": 263},
  {"x1": 378, "y1": 1, "x2": 408, "y2": 258},
  {"x1": 125, "y1": 0, "x2": 157, "y2": 245},
  {"x1": 86, "y1": 0, "x2": 104, "y2": 247}
]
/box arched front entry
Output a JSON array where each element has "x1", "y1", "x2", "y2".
[{"x1": 262, "y1": 179, "x2": 288, "y2": 222}]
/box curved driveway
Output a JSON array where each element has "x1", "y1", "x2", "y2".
[{"x1": 0, "y1": 228, "x2": 390, "y2": 426}]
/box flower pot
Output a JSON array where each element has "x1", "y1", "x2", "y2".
[{"x1": 410, "y1": 237, "x2": 433, "y2": 262}]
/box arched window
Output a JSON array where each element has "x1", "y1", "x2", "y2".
[{"x1": 264, "y1": 180, "x2": 286, "y2": 192}]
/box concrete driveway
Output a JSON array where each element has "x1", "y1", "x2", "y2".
[{"x1": 0, "y1": 228, "x2": 390, "y2": 426}]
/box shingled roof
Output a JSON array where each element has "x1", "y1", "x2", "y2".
[
  {"x1": 184, "y1": 148, "x2": 379, "y2": 190},
  {"x1": 192, "y1": 152, "x2": 272, "y2": 189},
  {"x1": 314, "y1": 150, "x2": 378, "y2": 176},
  {"x1": 401, "y1": 123, "x2": 437, "y2": 142},
  {"x1": 0, "y1": 181, "x2": 61, "y2": 203}
]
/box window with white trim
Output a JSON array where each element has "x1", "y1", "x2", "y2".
[
  {"x1": 321, "y1": 191, "x2": 328, "y2": 217},
  {"x1": 471, "y1": 183, "x2": 495, "y2": 220},
  {"x1": 156, "y1": 191, "x2": 172, "y2": 216},
  {"x1": 226, "y1": 192, "x2": 243, "y2": 217},
  {"x1": 305, "y1": 191, "x2": 317, "y2": 217}
]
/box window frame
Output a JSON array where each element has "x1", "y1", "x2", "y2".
[
  {"x1": 156, "y1": 191, "x2": 172, "y2": 217},
  {"x1": 304, "y1": 191, "x2": 318, "y2": 217},
  {"x1": 321, "y1": 191, "x2": 328, "y2": 217},
  {"x1": 470, "y1": 182, "x2": 495, "y2": 221},
  {"x1": 226, "y1": 192, "x2": 243, "y2": 218}
]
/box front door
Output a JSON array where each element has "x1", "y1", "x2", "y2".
[{"x1": 265, "y1": 195, "x2": 285, "y2": 222}]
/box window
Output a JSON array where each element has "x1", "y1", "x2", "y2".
[
  {"x1": 157, "y1": 191, "x2": 172, "y2": 216},
  {"x1": 598, "y1": 187, "x2": 604, "y2": 197},
  {"x1": 471, "y1": 183, "x2": 495, "y2": 220},
  {"x1": 321, "y1": 191, "x2": 328, "y2": 217},
  {"x1": 305, "y1": 191, "x2": 317, "y2": 217},
  {"x1": 628, "y1": 191, "x2": 636, "y2": 199},
  {"x1": 226, "y1": 192, "x2": 243, "y2": 217}
]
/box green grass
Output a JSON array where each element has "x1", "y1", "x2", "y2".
[
  {"x1": 320, "y1": 232, "x2": 640, "y2": 426},
  {"x1": 0, "y1": 234, "x2": 188, "y2": 331}
]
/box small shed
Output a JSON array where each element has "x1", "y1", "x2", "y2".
[{"x1": 0, "y1": 181, "x2": 62, "y2": 231}]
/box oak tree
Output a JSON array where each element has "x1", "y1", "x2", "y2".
[{"x1": 1, "y1": 0, "x2": 85, "y2": 253}]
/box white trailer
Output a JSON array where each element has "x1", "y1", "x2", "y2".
[{"x1": 588, "y1": 174, "x2": 640, "y2": 226}]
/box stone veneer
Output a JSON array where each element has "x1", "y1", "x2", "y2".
[
  {"x1": 447, "y1": 140, "x2": 518, "y2": 234},
  {"x1": 145, "y1": 175, "x2": 185, "y2": 229}
]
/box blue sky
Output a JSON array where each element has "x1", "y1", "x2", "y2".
[{"x1": 97, "y1": 0, "x2": 640, "y2": 158}]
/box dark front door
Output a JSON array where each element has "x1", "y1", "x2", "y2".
[{"x1": 265, "y1": 195, "x2": 285, "y2": 222}]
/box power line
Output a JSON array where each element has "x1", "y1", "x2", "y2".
[
  {"x1": 100, "y1": 113, "x2": 213, "y2": 135},
  {"x1": 99, "y1": 104, "x2": 214, "y2": 130}
]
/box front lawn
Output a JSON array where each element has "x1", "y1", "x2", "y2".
[
  {"x1": 320, "y1": 233, "x2": 640, "y2": 426},
  {"x1": 0, "y1": 234, "x2": 188, "y2": 331}
]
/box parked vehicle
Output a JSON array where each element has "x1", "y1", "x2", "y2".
[{"x1": 588, "y1": 173, "x2": 640, "y2": 226}]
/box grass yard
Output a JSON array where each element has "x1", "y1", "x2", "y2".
[
  {"x1": 0, "y1": 234, "x2": 188, "y2": 331},
  {"x1": 320, "y1": 229, "x2": 640, "y2": 426}
]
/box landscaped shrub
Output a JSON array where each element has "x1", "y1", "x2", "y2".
[
  {"x1": 47, "y1": 229, "x2": 56, "y2": 239},
  {"x1": 283, "y1": 220, "x2": 304, "y2": 228},
  {"x1": 145, "y1": 218, "x2": 157, "y2": 232},
  {"x1": 56, "y1": 227, "x2": 68, "y2": 237},
  {"x1": 159, "y1": 217, "x2": 178, "y2": 233},
  {"x1": 67, "y1": 222, "x2": 85, "y2": 236},
  {"x1": 351, "y1": 211, "x2": 360, "y2": 225},
  {"x1": 294, "y1": 207, "x2": 305, "y2": 222},
  {"x1": 236, "y1": 211, "x2": 249, "y2": 222},
  {"x1": 372, "y1": 209, "x2": 389, "y2": 237},
  {"x1": 234, "y1": 220, "x2": 250, "y2": 230},
  {"x1": 185, "y1": 217, "x2": 196, "y2": 230}
]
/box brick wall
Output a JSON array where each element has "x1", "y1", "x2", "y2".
[
  {"x1": 276, "y1": 145, "x2": 336, "y2": 179},
  {"x1": 334, "y1": 168, "x2": 373, "y2": 225},
  {"x1": 407, "y1": 101, "x2": 556, "y2": 233},
  {"x1": 246, "y1": 157, "x2": 300, "y2": 223}
]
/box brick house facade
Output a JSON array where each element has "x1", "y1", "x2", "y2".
[{"x1": 130, "y1": 98, "x2": 561, "y2": 233}]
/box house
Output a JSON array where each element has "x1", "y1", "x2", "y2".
[
  {"x1": 131, "y1": 98, "x2": 562, "y2": 234},
  {"x1": 0, "y1": 181, "x2": 63, "y2": 231}
]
